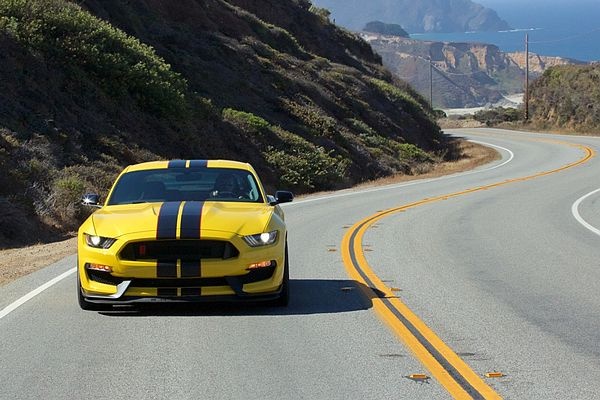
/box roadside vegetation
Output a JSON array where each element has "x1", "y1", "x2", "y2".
[
  {"x1": 529, "y1": 64, "x2": 600, "y2": 132},
  {"x1": 473, "y1": 107, "x2": 521, "y2": 126}
]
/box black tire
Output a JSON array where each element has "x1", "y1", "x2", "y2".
[
  {"x1": 272, "y1": 244, "x2": 289, "y2": 307},
  {"x1": 77, "y1": 274, "x2": 112, "y2": 311}
]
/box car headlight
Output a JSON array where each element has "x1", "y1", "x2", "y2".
[
  {"x1": 243, "y1": 231, "x2": 278, "y2": 247},
  {"x1": 84, "y1": 233, "x2": 116, "y2": 249}
]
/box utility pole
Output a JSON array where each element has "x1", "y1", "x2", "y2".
[
  {"x1": 429, "y1": 57, "x2": 433, "y2": 108},
  {"x1": 525, "y1": 33, "x2": 529, "y2": 121}
]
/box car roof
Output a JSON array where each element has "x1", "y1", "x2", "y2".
[{"x1": 122, "y1": 160, "x2": 254, "y2": 173}]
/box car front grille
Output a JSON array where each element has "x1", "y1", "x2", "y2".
[
  {"x1": 119, "y1": 240, "x2": 239, "y2": 261},
  {"x1": 86, "y1": 266, "x2": 276, "y2": 289}
]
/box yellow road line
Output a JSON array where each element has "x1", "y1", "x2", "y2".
[{"x1": 341, "y1": 141, "x2": 594, "y2": 399}]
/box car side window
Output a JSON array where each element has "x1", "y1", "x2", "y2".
[{"x1": 245, "y1": 175, "x2": 260, "y2": 201}]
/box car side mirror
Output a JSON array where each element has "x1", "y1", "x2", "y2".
[
  {"x1": 81, "y1": 193, "x2": 102, "y2": 208},
  {"x1": 269, "y1": 190, "x2": 293, "y2": 205}
]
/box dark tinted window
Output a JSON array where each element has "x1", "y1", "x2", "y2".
[{"x1": 107, "y1": 168, "x2": 263, "y2": 205}]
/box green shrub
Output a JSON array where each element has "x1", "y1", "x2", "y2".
[
  {"x1": 309, "y1": 5, "x2": 331, "y2": 21},
  {"x1": 0, "y1": 0, "x2": 187, "y2": 116},
  {"x1": 282, "y1": 99, "x2": 339, "y2": 138},
  {"x1": 345, "y1": 118, "x2": 377, "y2": 137},
  {"x1": 49, "y1": 173, "x2": 86, "y2": 230},
  {"x1": 222, "y1": 108, "x2": 270, "y2": 134},
  {"x1": 228, "y1": 3, "x2": 305, "y2": 56},
  {"x1": 265, "y1": 127, "x2": 349, "y2": 191},
  {"x1": 369, "y1": 78, "x2": 424, "y2": 113},
  {"x1": 395, "y1": 143, "x2": 432, "y2": 163},
  {"x1": 473, "y1": 107, "x2": 521, "y2": 126}
]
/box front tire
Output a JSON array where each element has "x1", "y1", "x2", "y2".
[{"x1": 272, "y1": 244, "x2": 289, "y2": 307}]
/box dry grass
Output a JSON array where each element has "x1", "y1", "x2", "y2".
[
  {"x1": 354, "y1": 139, "x2": 499, "y2": 189},
  {"x1": 437, "y1": 118, "x2": 485, "y2": 129},
  {"x1": 0, "y1": 140, "x2": 498, "y2": 287},
  {"x1": 495, "y1": 121, "x2": 600, "y2": 136},
  {"x1": 0, "y1": 237, "x2": 77, "y2": 286}
]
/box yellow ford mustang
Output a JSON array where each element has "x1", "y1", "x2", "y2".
[{"x1": 77, "y1": 160, "x2": 293, "y2": 310}]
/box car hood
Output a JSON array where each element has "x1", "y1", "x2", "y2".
[{"x1": 91, "y1": 201, "x2": 273, "y2": 238}]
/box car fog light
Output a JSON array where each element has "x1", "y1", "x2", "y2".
[
  {"x1": 247, "y1": 260, "x2": 275, "y2": 270},
  {"x1": 86, "y1": 263, "x2": 113, "y2": 273}
]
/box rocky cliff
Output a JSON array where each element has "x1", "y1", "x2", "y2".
[
  {"x1": 363, "y1": 34, "x2": 583, "y2": 108},
  {"x1": 312, "y1": 0, "x2": 510, "y2": 33}
]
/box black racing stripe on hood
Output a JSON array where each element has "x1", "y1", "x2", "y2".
[
  {"x1": 156, "y1": 202, "x2": 181, "y2": 278},
  {"x1": 180, "y1": 201, "x2": 203, "y2": 239},
  {"x1": 168, "y1": 160, "x2": 186, "y2": 168},
  {"x1": 189, "y1": 160, "x2": 207, "y2": 168},
  {"x1": 156, "y1": 201, "x2": 182, "y2": 240},
  {"x1": 180, "y1": 201, "x2": 204, "y2": 277}
]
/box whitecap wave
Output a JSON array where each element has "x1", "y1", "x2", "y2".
[{"x1": 498, "y1": 28, "x2": 543, "y2": 33}]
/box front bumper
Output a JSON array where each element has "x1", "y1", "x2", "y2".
[{"x1": 78, "y1": 230, "x2": 286, "y2": 303}]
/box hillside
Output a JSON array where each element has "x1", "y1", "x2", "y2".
[
  {"x1": 0, "y1": 0, "x2": 446, "y2": 247},
  {"x1": 529, "y1": 64, "x2": 600, "y2": 131},
  {"x1": 363, "y1": 34, "x2": 582, "y2": 108},
  {"x1": 311, "y1": 0, "x2": 509, "y2": 33}
]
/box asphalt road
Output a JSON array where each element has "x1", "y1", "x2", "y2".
[{"x1": 2, "y1": 128, "x2": 600, "y2": 399}]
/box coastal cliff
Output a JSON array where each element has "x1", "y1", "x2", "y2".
[{"x1": 363, "y1": 35, "x2": 583, "y2": 108}]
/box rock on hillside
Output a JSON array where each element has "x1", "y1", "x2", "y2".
[
  {"x1": 507, "y1": 52, "x2": 584, "y2": 74},
  {"x1": 0, "y1": 0, "x2": 445, "y2": 246},
  {"x1": 312, "y1": 0, "x2": 510, "y2": 32}
]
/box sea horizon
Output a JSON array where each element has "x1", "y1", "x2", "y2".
[{"x1": 412, "y1": 2, "x2": 600, "y2": 62}]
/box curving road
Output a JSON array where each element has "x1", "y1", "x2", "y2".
[{"x1": 2, "y1": 128, "x2": 600, "y2": 399}]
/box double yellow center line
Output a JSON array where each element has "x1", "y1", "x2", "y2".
[{"x1": 341, "y1": 140, "x2": 594, "y2": 399}]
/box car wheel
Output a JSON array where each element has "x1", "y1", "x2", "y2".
[
  {"x1": 77, "y1": 274, "x2": 112, "y2": 311},
  {"x1": 272, "y1": 244, "x2": 289, "y2": 307}
]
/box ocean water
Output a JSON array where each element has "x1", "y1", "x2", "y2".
[{"x1": 411, "y1": 2, "x2": 600, "y2": 61}]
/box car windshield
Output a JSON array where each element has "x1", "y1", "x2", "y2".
[{"x1": 107, "y1": 168, "x2": 264, "y2": 205}]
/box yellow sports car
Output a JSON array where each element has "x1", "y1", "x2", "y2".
[{"x1": 77, "y1": 160, "x2": 293, "y2": 310}]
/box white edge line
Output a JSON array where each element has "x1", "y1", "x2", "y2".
[
  {"x1": 284, "y1": 139, "x2": 514, "y2": 207},
  {"x1": 571, "y1": 189, "x2": 600, "y2": 236},
  {"x1": 0, "y1": 267, "x2": 76, "y2": 320},
  {"x1": 0, "y1": 140, "x2": 514, "y2": 321}
]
